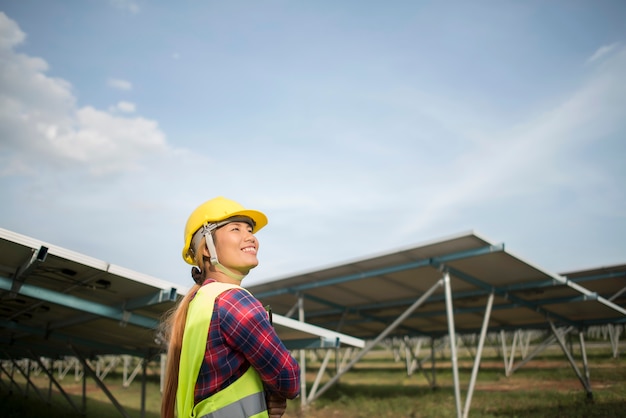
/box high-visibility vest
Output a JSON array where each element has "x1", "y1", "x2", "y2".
[{"x1": 177, "y1": 282, "x2": 269, "y2": 418}]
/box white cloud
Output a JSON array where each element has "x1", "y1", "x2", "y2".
[
  {"x1": 0, "y1": 11, "x2": 25, "y2": 49},
  {"x1": 109, "y1": 0, "x2": 140, "y2": 14},
  {"x1": 586, "y1": 42, "x2": 620, "y2": 64},
  {"x1": 108, "y1": 78, "x2": 133, "y2": 91},
  {"x1": 109, "y1": 101, "x2": 136, "y2": 113},
  {"x1": 47, "y1": 106, "x2": 167, "y2": 174},
  {"x1": 0, "y1": 13, "x2": 169, "y2": 177}
]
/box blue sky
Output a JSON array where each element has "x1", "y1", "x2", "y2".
[{"x1": 1, "y1": 0, "x2": 625, "y2": 289}]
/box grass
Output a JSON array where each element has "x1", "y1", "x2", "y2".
[
  {"x1": 285, "y1": 386, "x2": 626, "y2": 418},
  {"x1": 0, "y1": 376, "x2": 162, "y2": 418},
  {"x1": 1, "y1": 344, "x2": 625, "y2": 417}
]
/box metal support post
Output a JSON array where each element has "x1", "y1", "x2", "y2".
[
  {"x1": 29, "y1": 351, "x2": 80, "y2": 413},
  {"x1": 431, "y1": 337, "x2": 436, "y2": 388},
  {"x1": 443, "y1": 270, "x2": 462, "y2": 418},
  {"x1": 511, "y1": 326, "x2": 574, "y2": 374},
  {"x1": 70, "y1": 345, "x2": 131, "y2": 418},
  {"x1": 0, "y1": 360, "x2": 25, "y2": 396},
  {"x1": 298, "y1": 294, "x2": 307, "y2": 409},
  {"x1": 579, "y1": 331, "x2": 591, "y2": 399},
  {"x1": 141, "y1": 357, "x2": 148, "y2": 418},
  {"x1": 9, "y1": 357, "x2": 45, "y2": 402},
  {"x1": 307, "y1": 349, "x2": 334, "y2": 403},
  {"x1": 548, "y1": 321, "x2": 593, "y2": 399},
  {"x1": 463, "y1": 291, "x2": 494, "y2": 418}
]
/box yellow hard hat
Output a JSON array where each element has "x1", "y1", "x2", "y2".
[{"x1": 182, "y1": 196, "x2": 268, "y2": 265}]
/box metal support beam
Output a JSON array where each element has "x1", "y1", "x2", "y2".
[
  {"x1": 510, "y1": 326, "x2": 574, "y2": 374},
  {"x1": 307, "y1": 349, "x2": 334, "y2": 403},
  {"x1": 309, "y1": 277, "x2": 445, "y2": 403},
  {"x1": 5, "y1": 271, "x2": 108, "y2": 325},
  {"x1": 0, "y1": 277, "x2": 159, "y2": 329},
  {"x1": 297, "y1": 294, "x2": 307, "y2": 409},
  {"x1": 431, "y1": 337, "x2": 437, "y2": 388},
  {"x1": 0, "y1": 366, "x2": 10, "y2": 391},
  {"x1": 29, "y1": 352, "x2": 81, "y2": 413},
  {"x1": 608, "y1": 324, "x2": 622, "y2": 358},
  {"x1": 9, "y1": 357, "x2": 46, "y2": 402},
  {"x1": 443, "y1": 270, "x2": 462, "y2": 418},
  {"x1": 0, "y1": 360, "x2": 25, "y2": 395},
  {"x1": 406, "y1": 338, "x2": 448, "y2": 387},
  {"x1": 272, "y1": 315, "x2": 364, "y2": 349},
  {"x1": 548, "y1": 321, "x2": 593, "y2": 399},
  {"x1": 609, "y1": 286, "x2": 626, "y2": 303},
  {"x1": 82, "y1": 361, "x2": 87, "y2": 413},
  {"x1": 404, "y1": 336, "x2": 424, "y2": 376},
  {"x1": 96, "y1": 356, "x2": 120, "y2": 380},
  {"x1": 551, "y1": 275, "x2": 626, "y2": 317},
  {"x1": 140, "y1": 357, "x2": 148, "y2": 418},
  {"x1": 122, "y1": 356, "x2": 144, "y2": 387},
  {"x1": 463, "y1": 291, "x2": 494, "y2": 418},
  {"x1": 256, "y1": 244, "x2": 505, "y2": 299},
  {"x1": 338, "y1": 347, "x2": 353, "y2": 373},
  {"x1": 579, "y1": 331, "x2": 591, "y2": 393},
  {"x1": 0, "y1": 319, "x2": 150, "y2": 358},
  {"x1": 70, "y1": 345, "x2": 131, "y2": 418},
  {"x1": 123, "y1": 288, "x2": 178, "y2": 310},
  {"x1": 8, "y1": 246, "x2": 48, "y2": 296}
]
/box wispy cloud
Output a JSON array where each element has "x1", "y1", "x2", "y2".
[
  {"x1": 109, "y1": 0, "x2": 140, "y2": 14},
  {"x1": 586, "y1": 42, "x2": 620, "y2": 64},
  {"x1": 108, "y1": 78, "x2": 133, "y2": 91},
  {"x1": 109, "y1": 101, "x2": 136, "y2": 113},
  {"x1": 389, "y1": 44, "x2": 626, "y2": 242}
]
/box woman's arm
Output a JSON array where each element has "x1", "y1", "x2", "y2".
[{"x1": 218, "y1": 289, "x2": 301, "y2": 399}]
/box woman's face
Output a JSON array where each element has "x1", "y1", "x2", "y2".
[{"x1": 212, "y1": 221, "x2": 259, "y2": 275}]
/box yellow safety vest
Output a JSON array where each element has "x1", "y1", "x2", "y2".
[{"x1": 177, "y1": 282, "x2": 269, "y2": 418}]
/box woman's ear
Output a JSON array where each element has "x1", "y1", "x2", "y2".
[{"x1": 202, "y1": 243, "x2": 211, "y2": 258}]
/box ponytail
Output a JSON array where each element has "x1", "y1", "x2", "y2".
[
  {"x1": 162, "y1": 236, "x2": 208, "y2": 418},
  {"x1": 160, "y1": 282, "x2": 201, "y2": 418}
]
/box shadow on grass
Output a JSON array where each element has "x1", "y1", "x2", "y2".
[
  {"x1": 487, "y1": 399, "x2": 626, "y2": 418},
  {"x1": 317, "y1": 382, "x2": 437, "y2": 401},
  {"x1": 0, "y1": 388, "x2": 83, "y2": 418},
  {"x1": 0, "y1": 387, "x2": 160, "y2": 418}
]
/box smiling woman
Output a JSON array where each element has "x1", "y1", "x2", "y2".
[{"x1": 160, "y1": 197, "x2": 300, "y2": 418}]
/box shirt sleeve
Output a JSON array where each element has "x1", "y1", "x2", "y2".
[{"x1": 216, "y1": 288, "x2": 301, "y2": 399}]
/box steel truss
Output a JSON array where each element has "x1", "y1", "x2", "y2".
[
  {"x1": 0, "y1": 350, "x2": 157, "y2": 418},
  {"x1": 290, "y1": 265, "x2": 625, "y2": 418}
]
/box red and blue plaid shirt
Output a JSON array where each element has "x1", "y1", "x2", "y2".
[{"x1": 193, "y1": 279, "x2": 300, "y2": 404}]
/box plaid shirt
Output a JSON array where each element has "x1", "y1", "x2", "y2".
[{"x1": 193, "y1": 279, "x2": 300, "y2": 405}]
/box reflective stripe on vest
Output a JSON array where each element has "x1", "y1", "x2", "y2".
[
  {"x1": 177, "y1": 282, "x2": 268, "y2": 418},
  {"x1": 200, "y1": 391, "x2": 265, "y2": 418}
]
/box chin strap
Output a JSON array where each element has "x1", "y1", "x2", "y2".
[
  {"x1": 190, "y1": 219, "x2": 252, "y2": 282},
  {"x1": 203, "y1": 231, "x2": 246, "y2": 282}
]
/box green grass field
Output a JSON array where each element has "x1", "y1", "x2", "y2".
[{"x1": 1, "y1": 344, "x2": 625, "y2": 417}]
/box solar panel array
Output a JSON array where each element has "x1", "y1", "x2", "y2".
[
  {"x1": 248, "y1": 232, "x2": 626, "y2": 339},
  {"x1": 0, "y1": 228, "x2": 362, "y2": 361}
]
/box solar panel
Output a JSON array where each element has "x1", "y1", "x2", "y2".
[{"x1": 0, "y1": 228, "x2": 362, "y2": 361}]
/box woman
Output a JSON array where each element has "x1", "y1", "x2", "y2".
[{"x1": 161, "y1": 196, "x2": 300, "y2": 418}]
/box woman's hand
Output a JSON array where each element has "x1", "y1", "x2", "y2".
[{"x1": 266, "y1": 392, "x2": 287, "y2": 418}]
